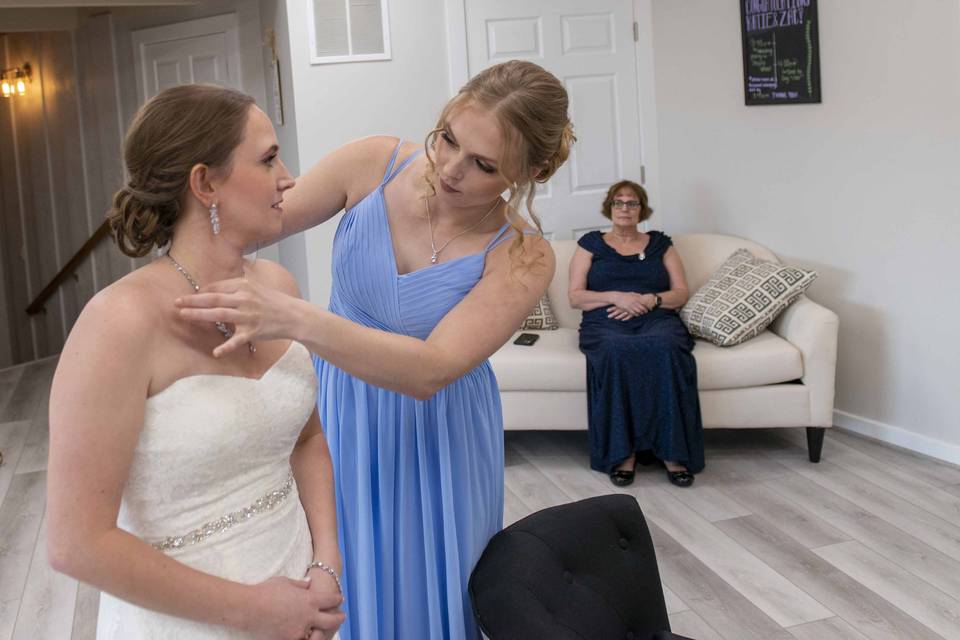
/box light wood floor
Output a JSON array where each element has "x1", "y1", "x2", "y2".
[{"x1": 2, "y1": 358, "x2": 960, "y2": 639}]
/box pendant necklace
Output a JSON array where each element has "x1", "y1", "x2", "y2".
[
  {"x1": 425, "y1": 196, "x2": 502, "y2": 264},
  {"x1": 612, "y1": 231, "x2": 646, "y2": 261},
  {"x1": 166, "y1": 252, "x2": 256, "y2": 353}
]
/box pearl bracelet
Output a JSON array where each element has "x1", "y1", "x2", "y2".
[{"x1": 305, "y1": 560, "x2": 342, "y2": 594}]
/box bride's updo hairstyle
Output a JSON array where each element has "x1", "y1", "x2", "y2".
[
  {"x1": 424, "y1": 60, "x2": 575, "y2": 266},
  {"x1": 108, "y1": 84, "x2": 255, "y2": 258}
]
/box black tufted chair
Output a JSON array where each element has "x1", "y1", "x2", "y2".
[{"x1": 469, "y1": 494, "x2": 685, "y2": 640}]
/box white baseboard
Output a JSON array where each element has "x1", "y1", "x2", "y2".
[{"x1": 833, "y1": 409, "x2": 960, "y2": 466}]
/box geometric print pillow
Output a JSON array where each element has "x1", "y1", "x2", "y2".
[
  {"x1": 519, "y1": 294, "x2": 560, "y2": 331},
  {"x1": 680, "y1": 249, "x2": 818, "y2": 346}
]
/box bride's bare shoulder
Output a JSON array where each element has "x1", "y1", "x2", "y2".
[
  {"x1": 244, "y1": 258, "x2": 302, "y2": 299},
  {"x1": 70, "y1": 261, "x2": 173, "y2": 345}
]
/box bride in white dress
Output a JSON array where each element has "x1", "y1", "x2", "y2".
[{"x1": 46, "y1": 85, "x2": 344, "y2": 640}]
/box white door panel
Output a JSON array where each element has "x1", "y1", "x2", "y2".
[
  {"x1": 133, "y1": 13, "x2": 242, "y2": 103},
  {"x1": 465, "y1": 0, "x2": 643, "y2": 240}
]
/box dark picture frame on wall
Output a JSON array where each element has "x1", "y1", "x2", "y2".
[{"x1": 740, "y1": 0, "x2": 821, "y2": 105}]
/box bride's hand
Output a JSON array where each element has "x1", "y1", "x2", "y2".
[
  {"x1": 305, "y1": 568, "x2": 345, "y2": 639},
  {"x1": 244, "y1": 576, "x2": 343, "y2": 640},
  {"x1": 175, "y1": 278, "x2": 299, "y2": 358}
]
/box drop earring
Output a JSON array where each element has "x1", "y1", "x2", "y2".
[{"x1": 209, "y1": 202, "x2": 221, "y2": 235}]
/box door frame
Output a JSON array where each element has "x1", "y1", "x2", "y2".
[
  {"x1": 442, "y1": 0, "x2": 661, "y2": 213},
  {"x1": 131, "y1": 12, "x2": 242, "y2": 104}
]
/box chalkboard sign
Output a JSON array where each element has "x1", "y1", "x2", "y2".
[{"x1": 740, "y1": 0, "x2": 821, "y2": 105}]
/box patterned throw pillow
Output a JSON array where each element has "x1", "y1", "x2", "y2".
[
  {"x1": 680, "y1": 249, "x2": 817, "y2": 346},
  {"x1": 519, "y1": 295, "x2": 559, "y2": 331}
]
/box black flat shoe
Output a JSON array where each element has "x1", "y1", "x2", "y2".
[
  {"x1": 610, "y1": 469, "x2": 635, "y2": 487},
  {"x1": 666, "y1": 469, "x2": 694, "y2": 488}
]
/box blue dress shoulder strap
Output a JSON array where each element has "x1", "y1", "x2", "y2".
[
  {"x1": 485, "y1": 221, "x2": 541, "y2": 253},
  {"x1": 380, "y1": 139, "x2": 422, "y2": 187}
]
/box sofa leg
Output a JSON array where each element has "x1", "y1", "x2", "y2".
[{"x1": 806, "y1": 427, "x2": 825, "y2": 463}]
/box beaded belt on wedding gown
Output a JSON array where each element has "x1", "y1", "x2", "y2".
[{"x1": 151, "y1": 473, "x2": 295, "y2": 551}]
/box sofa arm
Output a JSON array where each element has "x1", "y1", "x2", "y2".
[{"x1": 770, "y1": 295, "x2": 839, "y2": 428}]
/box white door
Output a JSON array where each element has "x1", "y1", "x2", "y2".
[
  {"x1": 464, "y1": 0, "x2": 643, "y2": 240},
  {"x1": 132, "y1": 13, "x2": 243, "y2": 103}
]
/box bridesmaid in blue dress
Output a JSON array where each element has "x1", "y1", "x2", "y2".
[
  {"x1": 178, "y1": 60, "x2": 575, "y2": 639},
  {"x1": 568, "y1": 180, "x2": 704, "y2": 488}
]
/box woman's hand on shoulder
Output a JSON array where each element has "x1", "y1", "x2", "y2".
[{"x1": 176, "y1": 260, "x2": 304, "y2": 357}]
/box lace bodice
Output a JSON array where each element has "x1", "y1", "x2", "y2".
[
  {"x1": 97, "y1": 341, "x2": 319, "y2": 639},
  {"x1": 117, "y1": 341, "x2": 316, "y2": 544}
]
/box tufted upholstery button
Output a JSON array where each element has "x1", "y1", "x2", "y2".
[
  {"x1": 563, "y1": 570, "x2": 573, "y2": 584},
  {"x1": 619, "y1": 537, "x2": 629, "y2": 550}
]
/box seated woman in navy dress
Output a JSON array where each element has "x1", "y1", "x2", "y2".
[{"x1": 568, "y1": 180, "x2": 704, "y2": 487}]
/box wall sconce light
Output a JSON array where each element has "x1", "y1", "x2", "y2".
[{"x1": 1, "y1": 64, "x2": 32, "y2": 98}]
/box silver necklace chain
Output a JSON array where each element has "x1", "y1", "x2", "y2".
[
  {"x1": 166, "y1": 252, "x2": 256, "y2": 353},
  {"x1": 425, "y1": 197, "x2": 502, "y2": 264}
]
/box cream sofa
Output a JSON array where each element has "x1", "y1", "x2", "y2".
[{"x1": 489, "y1": 234, "x2": 839, "y2": 462}]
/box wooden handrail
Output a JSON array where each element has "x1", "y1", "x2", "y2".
[{"x1": 26, "y1": 220, "x2": 111, "y2": 315}]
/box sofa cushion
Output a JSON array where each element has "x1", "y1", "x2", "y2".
[
  {"x1": 694, "y1": 331, "x2": 803, "y2": 390},
  {"x1": 519, "y1": 294, "x2": 559, "y2": 331},
  {"x1": 681, "y1": 249, "x2": 818, "y2": 346},
  {"x1": 492, "y1": 329, "x2": 584, "y2": 392},
  {"x1": 492, "y1": 328, "x2": 801, "y2": 393}
]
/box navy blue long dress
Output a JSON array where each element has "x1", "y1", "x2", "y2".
[{"x1": 577, "y1": 230, "x2": 705, "y2": 474}]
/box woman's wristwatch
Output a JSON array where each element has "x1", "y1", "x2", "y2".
[{"x1": 651, "y1": 294, "x2": 662, "y2": 309}]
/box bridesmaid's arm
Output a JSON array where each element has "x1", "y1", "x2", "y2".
[
  {"x1": 298, "y1": 235, "x2": 555, "y2": 400},
  {"x1": 269, "y1": 136, "x2": 409, "y2": 244},
  {"x1": 179, "y1": 235, "x2": 556, "y2": 400},
  {"x1": 46, "y1": 284, "x2": 340, "y2": 637}
]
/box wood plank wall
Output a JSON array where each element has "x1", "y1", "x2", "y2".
[{"x1": 0, "y1": 14, "x2": 133, "y2": 368}]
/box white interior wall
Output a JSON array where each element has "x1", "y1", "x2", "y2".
[
  {"x1": 260, "y1": 0, "x2": 307, "y2": 288},
  {"x1": 279, "y1": 0, "x2": 451, "y2": 306},
  {"x1": 650, "y1": 0, "x2": 960, "y2": 460}
]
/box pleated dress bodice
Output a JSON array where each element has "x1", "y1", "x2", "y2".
[{"x1": 328, "y1": 178, "x2": 499, "y2": 340}]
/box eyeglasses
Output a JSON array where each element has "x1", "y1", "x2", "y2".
[{"x1": 611, "y1": 200, "x2": 641, "y2": 210}]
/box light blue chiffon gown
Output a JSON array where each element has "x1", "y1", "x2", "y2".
[{"x1": 313, "y1": 142, "x2": 506, "y2": 639}]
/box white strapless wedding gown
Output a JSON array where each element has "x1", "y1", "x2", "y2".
[{"x1": 97, "y1": 341, "x2": 320, "y2": 639}]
